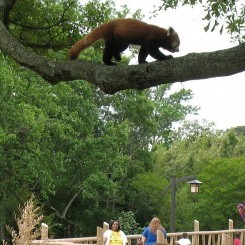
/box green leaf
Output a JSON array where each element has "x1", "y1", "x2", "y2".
[{"x1": 204, "y1": 22, "x2": 210, "y2": 32}]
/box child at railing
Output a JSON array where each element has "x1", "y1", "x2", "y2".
[
  {"x1": 234, "y1": 233, "x2": 241, "y2": 245},
  {"x1": 177, "y1": 233, "x2": 191, "y2": 245}
]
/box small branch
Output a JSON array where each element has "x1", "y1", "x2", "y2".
[
  {"x1": 61, "y1": 187, "x2": 83, "y2": 219},
  {"x1": 176, "y1": 175, "x2": 196, "y2": 184},
  {"x1": 50, "y1": 187, "x2": 83, "y2": 220}
]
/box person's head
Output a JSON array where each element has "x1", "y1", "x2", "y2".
[
  {"x1": 182, "y1": 233, "x2": 188, "y2": 238},
  {"x1": 109, "y1": 220, "x2": 121, "y2": 232},
  {"x1": 149, "y1": 217, "x2": 163, "y2": 232},
  {"x1": 235, "y1": 233, "x2": 240, "y2": 239}
]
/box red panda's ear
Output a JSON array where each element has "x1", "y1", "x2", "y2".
[{"x1": 167, "y1": 27, "x2": 176, "y2": 36}]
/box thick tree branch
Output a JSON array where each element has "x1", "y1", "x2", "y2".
[{"x1": 1, "y1": 21, "x2": 245, "y2": 94}]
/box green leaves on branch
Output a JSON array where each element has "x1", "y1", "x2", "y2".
[{"x1": 157, "y1": 0, "x2": 245, "y2": 42}]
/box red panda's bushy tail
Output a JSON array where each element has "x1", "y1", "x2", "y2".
[{"x1": 68, "y1": 25, "x2": 106, "y2": 60}]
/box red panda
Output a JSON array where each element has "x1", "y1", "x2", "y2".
[{"x1": 68, "y1": 18, "x2": 180, "y2": 65}]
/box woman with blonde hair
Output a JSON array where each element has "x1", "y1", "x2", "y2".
[{"x1": 141, "y1": 217, "x2": 167, "y2": 245}]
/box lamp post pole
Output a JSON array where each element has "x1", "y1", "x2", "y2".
[
  {"x1": 169, "y1": 175, "x2": 197, "y2": 232},
  {"x1": 170, "y1": 176, "x2": 177, "y2": 232}
]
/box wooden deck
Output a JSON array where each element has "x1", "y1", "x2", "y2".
[{"x1": 32, "y1": 219, "x2": 245, "y2": 245}]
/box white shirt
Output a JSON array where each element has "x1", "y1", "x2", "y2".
[{"x1": 178, "y1": 238, "x2": 191, "y2": 245}]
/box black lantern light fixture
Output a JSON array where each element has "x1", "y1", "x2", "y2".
[{"x1": 186, "y1": 179, "x2": 202, "y2": 193}]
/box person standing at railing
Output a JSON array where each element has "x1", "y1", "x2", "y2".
[
  {"x1": 103, "y1": 220, "x2": 128, "y2": 245},
  {"x1": 234, "y1": 233, "x2": 241, "y2": 245},
  {"x1": 177, "y1": 233, "x2": 191, "y2": 245},
  {"x1": 141, "y1": 217, "x2": 167, "y2": 245}
]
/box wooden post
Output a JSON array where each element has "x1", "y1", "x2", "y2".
[
  {"x1": 41, "y1": 223, "x2": 48, "y2": 240},
  {"x1": 193, "y1": 220, "x2": 199, "y2": 245},
  {"x1": 103, "y1": 222, "x2": 109, "y2": 233},
  {"x1": 98, "y1": 222, "x2": 109, "y2": 245},
  {"x1": 228, "y1": 219, "x2": 233, "y2": 245},
  {"x1": 157, "y1": 230, "x2": 168, "y2": 245},
  {"x1": 97, "y1": 227, "x2": 104, "y2": 245}
]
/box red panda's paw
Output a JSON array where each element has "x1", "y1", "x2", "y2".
[
  {"x1": 138, "y1": 61, "x2": 148, "y2": 64},
  {"x1": 114, "y1": 53, "x2": 122, "y2": 61},
  {"x1": 104, "y1": 61, "x2": 117, "y2": 66},
  {"x1": 157, "y1": 55, "x2": 173, "y2": 62}
]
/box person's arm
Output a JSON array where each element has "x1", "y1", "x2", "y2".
[
  {"x1": 120, "y1": 231, "x2": 128, "y2": 245},
  {"x1": 141, "y1": 227, "x2": 148, "y2": 245},
  {"x1": 162, "y1": 229, "x2": 167, "y2": 239},
  {"x1": 103, "y1": 230, "x2": 110, "y2": 245}
]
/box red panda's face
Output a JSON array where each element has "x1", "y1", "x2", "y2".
[
  {"x1": 171, "y1": 42, "x2": 180, "y2": 52},
  {"x1": 168, "y1": 33, "x2": 180, "y2": 53},
  {"x1": 165, "y1": 27, "x2": 180, "y2": 53}
]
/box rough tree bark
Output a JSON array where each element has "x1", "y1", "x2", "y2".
[{"x1": 0, "y1": 0, "x2": 245, "y2": 94}]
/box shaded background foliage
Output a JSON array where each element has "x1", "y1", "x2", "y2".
[{"x1": 0, "y1": 0, "x2": 245, "y2": 242}]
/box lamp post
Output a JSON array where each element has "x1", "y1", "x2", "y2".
[{"x1": 164, "y1": 175, "x2": 202, "y2": 232}]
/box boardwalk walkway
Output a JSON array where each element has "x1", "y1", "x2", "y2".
[{"x1": 32, "y1": 219, "x2": 245, "y2": 245}]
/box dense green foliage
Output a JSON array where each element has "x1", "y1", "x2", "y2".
[
  {"x1": 196, "y1": 157, "x2": 245, "y2": 230},
  {"x1": 1, "y1": 0, "x2": 245, "y2": 242},
  {"x1": 151, "y1": 123, "x2": 245, "y2": 231}
]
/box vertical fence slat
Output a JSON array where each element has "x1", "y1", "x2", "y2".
[
  {"x1": 217, "y1": 234, "x2": 221, "y2": 245},
  {"x1": 207, "y1": 234, "x2": 211, "y2": 245},
  {"x1": 201, "y1": 234, "x2": 205, "y2": 245},
  {"x1": 241, "y1": 232, "x2": 244, "y2": 245}
]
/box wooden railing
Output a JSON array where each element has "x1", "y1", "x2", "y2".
[{"x1": 32, "y1": 219, "x2": 245, "y2": 245}]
